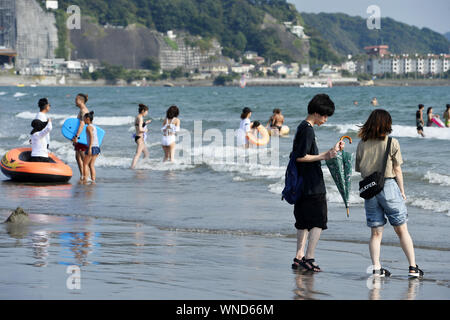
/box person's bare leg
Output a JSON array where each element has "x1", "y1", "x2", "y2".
[
  {"x1": 131, "y1": 142, "x2": 144, "y2": 168},
  {"x1": 370, "y1": 227, "x2": 384, "y2": 269},
  {"x1": 305, "y1": 227, "x2": 322, "y2": 260},
  {"x1": 82, "y1": 154, "x2": 91, "y2": 183},
  {"x1": 76, "y1": 150, "x2": 84, "y2": 177},
  {"x1": 169, "y1": 143, "x2": 176, "y2": 162},
  {"x1": 89, "y1": 155, "x2": 98, "y2": 182},
  {"x1": 393, "y1": 224, "x2": 416, "y2": 267},
  {"x1": 162, "y1": 146, "x2": 169, "y2": 162},
  {"x1": 295, "y1": 229, "x2": 309, "y2": 260}
]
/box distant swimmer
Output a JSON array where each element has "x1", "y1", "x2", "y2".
[
  {"x1": 131, "y1": 104, "x2": 152, "y2": 169},
  {"x1": 444, "y1": 104, "x2": 450, "y2": 128},
  {"x1": 161, "y1": 105, "x2": 180, "y2": 162},
  {"x1": 371, "y1": 97, "x2": 378, "y2": 106},
  {"x1": 416, "y1": 104, "x2": 425, "y2": 137},
  {"x1": 266, "y1": 108, "x2": 284, "y2": 136},
  {"x1": 353, "y1": 101, "x2": 358, "y2": 106}
]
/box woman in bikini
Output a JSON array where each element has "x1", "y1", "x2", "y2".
[
  {"x1": 131, "y1": 104, "x2": 152, "y2": 169},
  {"x1": 161, "y1": 105, "x2": 180, "y2": 162}
]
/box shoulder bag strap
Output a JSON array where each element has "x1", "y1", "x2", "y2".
[{"x1": 381, "y1": 137, "x2": 392, "y2": 176}]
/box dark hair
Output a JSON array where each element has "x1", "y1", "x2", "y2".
[
  {"x1": 418, "y1": 104, "x2": 424, "y2": 109},
  {"x1": 30, "y1": 119, "x2": 48, "y2": 135},
  {"x1": 358, "y1": 109, "x2": 392, "y2": 141},
  {"x1": 307, "y1": 94, "x2": 335, "y2": 116},
  {"x1": 427, "y1": 107, "x2": 433, "y2": 115},
  {"x1": 77, "y1": 93, "x2": 88, "y2": 103},
  {"x1": 38, "y1": 98, "x2": 49, "y2": 111},
  {"x1": 241, "y1": 107, "x2": 252, "y2": 119},
  {"x1": 84, "y1": 111, "x2": 94, "y2": 121},
  {"x1": 273, "y1": 108, "x2": 281, "y2": 114},
  {"x1": 446, "y1": 104, "x2": 450, "y2": 110},
  {"x1": 252, "y1": 121, "x2": 261, "y2": 129},
  {"x1": 166, "y1": 105, "x2": 179, "y2": 119},
  {"x1": 139, "y1": 103, "x2": 149, "y2": 114}
]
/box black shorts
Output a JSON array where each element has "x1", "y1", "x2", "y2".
[{"x1": 293, "y1": 194, "x2": 328, "y2": 231}]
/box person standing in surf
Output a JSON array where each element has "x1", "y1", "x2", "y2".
[
  {"x1": 426, "y1": 107, "x2": 440, "y2": 127},
  {"x1": 161, "y1": 105, "x2": 180, "y2": 162},
  {"x1": 291, "y1": 94, "x2": 344, "y2": 272},
  {"x1": 237, "y1": 107, "x2": 252, "y2": 148},
  {"x1": 266, "y1": 108, "x2": 285, "y2": 136},
  {"x1": 72, "y1": 93, "x2": 90, "y2": 180},
  {"x1": 131, "y1": 104, "x2": 152, "y2": 169},
  {"x1": 355, "y1": 109, "x2": 423, "y2": 278},
  {"x1": 82, "y1": 111, "x2": 100, "y2": 183},
  {"x1": 443, "y1": 104, "x2": 450, "y2": 128},
  {"x1": 416, "y1": 104, "x2": 425, "y2": 137}
]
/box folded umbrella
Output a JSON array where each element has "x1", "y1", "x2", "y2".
[{"x1": 325, "y1": 136, "x2": 353, "y2": 217}]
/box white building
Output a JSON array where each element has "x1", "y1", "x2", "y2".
[
  {"x1": 231, "y1": 64, "x2": 255, "y2": 74},
  {"x1": 366, "y1": 54, "x2": 449, "y2": 75},
  {"x1": 341, "y1": 61, "x2": 357, "y2": 74},
  {"x1": 45, "y1": 1, "x2": 58, "y2": 10}
]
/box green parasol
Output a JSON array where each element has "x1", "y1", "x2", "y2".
[{"x1": 325, "y1": 136, "x2": 353, "y2": 217}]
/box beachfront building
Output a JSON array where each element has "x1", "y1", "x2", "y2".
[
  {"x1": 366, "y1": 54, "x2": 449, "y2": 76},
  {"x1": 231, "y1": 64, "x2": 255, "y2": 74}
]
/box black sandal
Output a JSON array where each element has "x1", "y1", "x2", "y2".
[
  {"x1": 300, "y1": 257, "x2": 321, "y2": 272},
  {"x1": 292, "y1": 258, "x2": 303, "y2": 270}
]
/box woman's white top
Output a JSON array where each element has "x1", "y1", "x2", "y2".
[
  {"x1": 237, "y1": 118, "x2": 251, "y2": 146},
  {"x1": 31, "y1": 121, "x2": 53, "y2": 157},
  {"x1": 87, "y1": 124, "x2": 99, "y2": 147},
  {"x1": 35, "y1": 112, "x2": 51, "y2": 146}
]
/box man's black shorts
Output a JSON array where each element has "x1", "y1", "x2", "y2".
[{"x1": 294, "y1": 193, "x2": 328, "y2": 231}]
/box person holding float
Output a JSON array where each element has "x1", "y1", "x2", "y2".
[
  {"x1": 71, "y1": 93, "x2": 90, "y2": 179},
  {"x1": 266, "y1": 108, "x2": 289, "y2": 136}
]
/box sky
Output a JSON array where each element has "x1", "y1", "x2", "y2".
[{"x1": 290, "y1": 0, "x2": 450, "y2": 34}]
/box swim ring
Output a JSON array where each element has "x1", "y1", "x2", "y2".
[
  {"x1": 247, "y1": 125, "x2": 270, "y2": 146},
  {"x1": 269, "y1": 125, "x2": 290, "y2": 136},
  {"x1": 1, "y1": 148, "x2": 72, "y2": 183}
]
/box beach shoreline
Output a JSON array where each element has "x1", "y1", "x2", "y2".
[{"x1": 1, "y1": 74, "x2": 449, "y2": 87}]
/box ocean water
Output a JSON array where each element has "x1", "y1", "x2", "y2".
[{"x1": 0, "y1": 85, "x2": 449, "y2": 299}]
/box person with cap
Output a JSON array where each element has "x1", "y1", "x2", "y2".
[
  {"x1": 30, "y1": 118, "x2": 53, "y2": 162},
  {"x1": 35, "y1": 98, "x2": 51, "y2": 149},
  {"x1": 237, "y1": 107, "x2": 253, "y2": 148}
]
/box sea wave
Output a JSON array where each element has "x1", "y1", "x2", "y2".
[
  {"x1": 423, "y1": 171, "x2": 450, "y2": 186},
  {"x1": 16, "y1": 111, "x2": 134, "y2": 126},
  {"x1": 407, "y1": 197, "x2": 450, "y2": 215},
  {"x1": 325, "y1": 123, "x2": 450, "y2": 140},
  {"x1": 0, "y1": 92, "x2": 7, "y2": 96},
  {"x1": 13, "y1": 92, "x2": 27, "y2": 98}
]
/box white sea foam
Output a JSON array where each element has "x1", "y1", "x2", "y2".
[
  {"x1": 13, "y1": 92, "x2": 27, "y2": 98},
  {"x1": 0, "y1": 92, "x2": 7, "y2": 96},
  {"x1": 16, "y1": 111, "x2": 134, "y2": 127},
  {"x1": 407, "y1": 197, "x2": 450, "y2": 214},
  {"x1": 423, "y1": 171, "x2": 450, "y2": 186},
  {"x1": 326, "y1": 123, "x2": 450, "y2": 140}
]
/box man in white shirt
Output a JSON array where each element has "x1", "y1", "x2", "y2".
[
  {"x1": 35, "y1": 98, "x2": 51, "y2": 149},
  {"x1": 30, "y1": 119, "x2": 52, "y2": 162}
]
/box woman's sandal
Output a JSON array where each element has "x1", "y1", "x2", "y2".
[
  {"x1": 292, "y1": 258, "x2": 303, "y2": 270},
  {"x1": 300, "y1": 257, "x2": 321, "y2": 272}
]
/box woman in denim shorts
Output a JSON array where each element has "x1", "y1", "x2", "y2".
[{"x1": 355, "y1": 109, "x2": 423, "y2": 278}]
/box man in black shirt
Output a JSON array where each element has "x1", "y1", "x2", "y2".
[{"x1": 291, "y1": 94, "x2": 344, "y2": 272}]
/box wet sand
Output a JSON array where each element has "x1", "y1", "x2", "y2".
[{"x1": 1, "y1": 207, "x2": 448, "y2": 300}]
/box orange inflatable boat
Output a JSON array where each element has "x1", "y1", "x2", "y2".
[{"x1": 1, "y1": 148, "x2": 72, "y2": 183}]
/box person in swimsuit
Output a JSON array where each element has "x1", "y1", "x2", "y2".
[
  {"x1": 71, "y1": 93, "x2": 89, "y2": 180},
  {"x1": 237, "y1": 107, "x2": 252, "y2": 148},
  {"x1": 266, "y1": 108, "x2": 284, "y2": 135},
  {"x1": 131, "y1": 104, "x2": 152, "y2": 169},
  {"x1": 371, "y1": 97, "x2": 378, "y2": 106},
  {"x1": 82, "y1": 111, "x2": 100, "y2": 183},
  {"x1": 444, "y1": 104, "x2": 450, "y2": 128},
  {"x1": 416, "y1": 104, "x2": 425, "y2": 137},
  {"x1": 161, "y1": 105, "x2": 180, "y2": 162},
  {"x1": 426, "y1": 107, "x2": 439, "y2": 127}
]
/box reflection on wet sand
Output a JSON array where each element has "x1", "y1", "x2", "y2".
[
  {"x1": 2, "y1": 181, "x2": 72, "y2": 199},
  {"x1": 367, "y1": 276, "x2": 421, "y2": 300},
  {"x1": 293, "y1": 271, "x2": 318, "y2": 300}
]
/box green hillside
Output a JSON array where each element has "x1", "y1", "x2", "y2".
[
  {"x1": 301, "y1": 12, "x2": 450, "y2": 56},
  {"x1": 55, "y1": 0, "x2": 339, "y2": 64}
]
